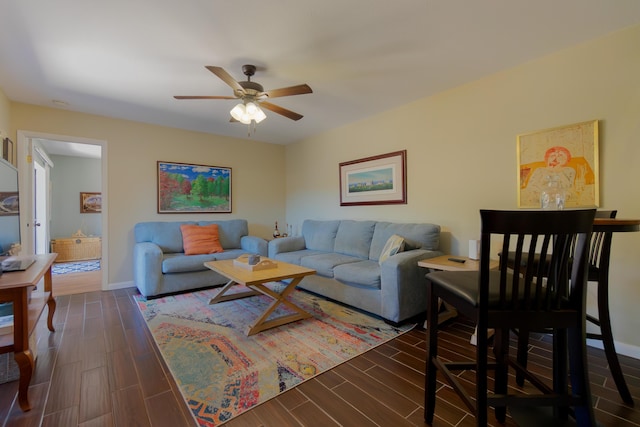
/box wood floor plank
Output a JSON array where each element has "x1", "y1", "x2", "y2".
[
  {"x1": 111, "y1": 385, "x2": 151, "y2": 427},
  {"x1": 79, "y1": 366, "x2": 111, "y2": 423},
  {"x1": 145, "y1": 390, "x2": 193, "y2": 427}
]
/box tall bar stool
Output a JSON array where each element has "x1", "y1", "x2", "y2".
[{"x1": 424, "y1": 209, "x2": 597, "y2": 426}]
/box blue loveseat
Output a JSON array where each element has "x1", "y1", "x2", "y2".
[
  {"x1": 133, "y1": 219, "x2": 267, "y2": 297},
  {"x1": 268, "y1": 219, "x2": 442, "y2": 323}
]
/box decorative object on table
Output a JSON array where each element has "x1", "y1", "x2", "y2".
[
  {"x1": 339, "y1": 150, "x2": 407, "y2": 206},
  {"x1": 80, "y1": 192, "x2": 102, "y2": 213},
  {"x1": 468, "y1": 239, "x2": 480, "y2": 260},
  {"x1": 517, "y1": 119, "x2": 599, "y2": 208},
  {"x1": 72, "y1": 229, "x2": 87, "y2": 238},
  {"x1": 157, "y1": 161, "x2": 231, "y2": 213},
  {"x1": 272, "y1": 221, "x2": 280, "y2": 238},
  {"x1": 232, "y1": 254, "x2": 276, "y2": 271},
  {"x1": 134, "y1": 286, "x2": 413, "y2": 426}
]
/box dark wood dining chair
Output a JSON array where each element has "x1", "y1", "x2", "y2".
[
  {"x1": 424, "y1": 209, "x2": 597, "y2": 426},
  {"x1": 510, "y1": 210, "x2": 633, "y2": 405}
]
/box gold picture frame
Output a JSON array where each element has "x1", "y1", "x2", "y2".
[
  {"x1": 339, "y1": 150, "x2": 407, "y2": 206},
  {"x1": 80, "y1": 192, "x2": 102, "y2": 213},
  {"x1": 517, "y1": 120, "x2": 599, "y2": 208}
]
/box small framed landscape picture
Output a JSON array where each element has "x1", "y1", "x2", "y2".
[
  {"x1": 157, "y1": 161, "x2": 232, "y2": 213},
  {"x1": 339, "y1": 150, "x2": 407, "y2": 206},
  {"x1": 80, "y1": 192, "x2": 102, "y2": 213}
]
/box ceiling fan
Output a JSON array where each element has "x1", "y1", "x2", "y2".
[{"x1": 174, "y1": 64, "x2": 312, "y2": 122}]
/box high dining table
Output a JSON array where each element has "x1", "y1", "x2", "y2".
[{"x1": 590, "y1": 217, "x2": 640, "y2": 406}]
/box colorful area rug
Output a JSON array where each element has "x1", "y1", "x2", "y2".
[
  {"x1": 52, "y1": 260, "x2": 101, "y2": 275},
  {"x1": 135, "y1": 284, "x2": 413, "y2": 426}
]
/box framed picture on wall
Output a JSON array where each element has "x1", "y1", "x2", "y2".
[
  {"x1": 517, "y1": 120, "x2": 599, "y2": 208},
  {"x1": 2, "y1": 138, "x2": 14, "y2": 166},
  {"x1": 80, "y1": 192, "x2": 102, "y2": 213},
  {"x1": 157, "y1": 161, "x2": 232, "y2": 213},
  {"x1": 339, "y1": 150, "x2": 407, "y2": 206}
]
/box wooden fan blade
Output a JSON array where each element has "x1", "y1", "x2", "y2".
[
  {"x1": 205, "y1": 66, "x2": 245, "y2": 94},
  {"x1": 174, "y1": 95, "x2": 237, "y2": 100},
  {"x1": 264, "y1": 84, "x2": 312, "y2": 98},
  {"x1": 260, "y1": 101, "x2": 304, "y2": 121}
]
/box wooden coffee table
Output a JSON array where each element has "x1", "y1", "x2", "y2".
[{"x1": 204, "y1": 258, "x2": 316, "y2": 336}]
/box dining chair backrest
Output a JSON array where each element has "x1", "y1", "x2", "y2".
[{"x1": 480, "y1": 209, "x2": 596, "y2": 327}]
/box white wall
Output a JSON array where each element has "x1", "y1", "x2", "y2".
[{"x1": 286, "y1": 25, "x2": 640, "y2": 352}]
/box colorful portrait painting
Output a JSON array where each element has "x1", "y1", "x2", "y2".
[{"x1": 517, "y1": 120, "x2": 599, "y2": 208}]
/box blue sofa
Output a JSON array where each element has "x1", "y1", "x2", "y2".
[
  {"x1": 268, "y1": 219, "x2": 442, "y2": 323},
  {"x1": 133, "y1": 219, "x2": 267, "y2": 297}
]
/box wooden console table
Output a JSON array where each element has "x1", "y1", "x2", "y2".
[{"x1": 0, "y1": 253, "x2": 57, "y2": 411}]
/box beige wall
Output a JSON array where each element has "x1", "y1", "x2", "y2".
[
  {"x1": 286, "y1": 25, "x2": 640, "y2": 352},
  {"x1": 10, "y1": 104, "x2": 286, "y2": 286},
  {"x1": 0, "y1": 88, "x2": 10, "y2": 143}
]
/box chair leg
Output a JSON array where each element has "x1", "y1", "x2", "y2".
[
  {"x1": 515, "y1": 328, "x2": 529, "y2": 386},
  {"x1": 493, "y1": 328, "x2": 509, "y2": 423},
  {"x1": 475, "y1": 320, "x2": 489, "y2": 426},
  {"x1": 567, "y1": 326, "x2": 598, "y2": 426},
  {"x1": 596, "y1": 276, "x2": 634, "y2": 405},
  {"x1": 552, "y1": 328, "x2": 569, "y2": 420},
  {"x1": 424, "y1": 282, "x2": 439, "y2": 425}
]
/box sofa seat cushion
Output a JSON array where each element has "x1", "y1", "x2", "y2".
[
  {"x1": 162, "y1": 253, "x2": 219, "y2": 273},
  {"x1": 333, "y1": 260, "x2": 381, "y2": 289},
  {"x1": 210, "y1": 248, "x2": 247, "y2": 261},
  {"x1": 300, "y1": 253, "x2": 361, "y2": 278},
  {"x1": 271, "y1": 249, "x2": 327, "y2": 265}
]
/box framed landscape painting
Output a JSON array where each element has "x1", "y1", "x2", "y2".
[
  {"x1": 158, "y1": 161, "x2": 232, "y2": 213},
  {"x1": 80, "y1": 192, "x2": 102, "y2": 213},
  {"x1": 339, "y1": 150, "x2": 407, "y2": 206}
]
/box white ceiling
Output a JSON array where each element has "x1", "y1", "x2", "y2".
[{"x1": 2, "y1": 1, "x2": 640, "y2": 145}]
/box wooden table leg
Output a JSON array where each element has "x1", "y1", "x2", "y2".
[
  {"x1": 246, "y1": 277, "x2": 312, "y2": 336},
  {"x1": 44, "y1": 266, "x2": 56, "y2": 332},
  {"x1": 208, "y1": 280, "x2": 261, "y2": 305}
]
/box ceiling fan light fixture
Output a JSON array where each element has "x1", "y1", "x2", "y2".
[
  {"x1": 230, "y1": 101, "x2": 266, "y2": 125},
  {"x1": 230, "y1": 103, "x2": 246, "y2": 121}
]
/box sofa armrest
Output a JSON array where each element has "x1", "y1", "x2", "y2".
[
  {"x1": 268, "y1": 236, "x2": 306, "y2": 258},
  {"x1": 241, "y1": 235, "x2": 268, "y2": 256},
  {"x1": 133, "y1": 242, "x2": 164, "y2": 297},
  {"x1": 379, "y1": 249, "x2": 443, "y2": 322}
]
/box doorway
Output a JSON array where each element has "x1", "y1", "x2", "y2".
[{"x1": 17, "y1": 131, "x2": 108, "y2": 293}]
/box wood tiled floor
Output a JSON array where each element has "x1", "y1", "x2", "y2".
[{"x1": 1, "y1": 286, "x2": 639, "y2": 426}]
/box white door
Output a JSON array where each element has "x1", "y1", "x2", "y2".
[{"x1": 33, "y1": 151, "x2": 51, "y2": 254}]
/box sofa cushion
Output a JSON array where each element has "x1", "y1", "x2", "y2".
[
  {"x1": 135, "y1": 221, "x2": 197, "y2": 253},
  {"x1": 369, "y1": 222, "x2": 441, "y2": 261},
  {"x1": 162, "y1": 253, "x2": 218, "y2": 273},
  {"x1": 302, "y1": 220, "x2": 340, "y2": 252},
  {"x1": 198, "y1": 219, "x2": 248, "y2": 249},
  {"x1": 300, "y1": 253, "x2": 361, "y2": 278},
  {"x1": 180, "y1": 224, "x2": 224, "y2": 255},
  {"x1": 334, "y1": 220, "x2": 376, "y2": 259},
  {"x1": 271, "y1": 249, "x2": 326, "y2": 265},
  {"x1": 333, "y1": 260, "x2": 381, "y2": 289},
  {"x1": 378, "y1": 234, "x2": 405, "y2": 265}
]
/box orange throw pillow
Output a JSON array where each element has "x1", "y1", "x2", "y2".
[{"x1": 180, "y1": 224, "x2": 223, "y2": 255}]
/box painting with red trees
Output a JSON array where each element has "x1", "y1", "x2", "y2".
[{"x1": 157, "y1": 161, "x2": 231, "y2": 213}]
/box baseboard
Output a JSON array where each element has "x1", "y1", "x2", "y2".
[
  {"x1": 107, "y1": 280, "x2": 135, "y2": 291},
  {"x1": 587, "y1": 338, "x2": 640, "y2": 360}
]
